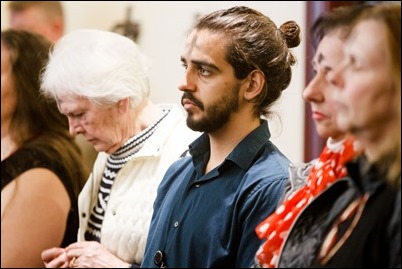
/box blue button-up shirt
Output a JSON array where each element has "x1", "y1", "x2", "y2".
[{"x1": 141, "y1": 120, "x2": 289, "y2": 268}]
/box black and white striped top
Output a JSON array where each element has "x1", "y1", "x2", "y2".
[{"x1": 84, "y1": 109, "x2": 169, "y2": 242}]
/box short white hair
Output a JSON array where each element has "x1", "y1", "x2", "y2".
[{"x1": 41, "y1": 29, "x2": 151, "y2": 108}]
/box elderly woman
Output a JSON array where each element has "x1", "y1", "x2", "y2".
[
  {"x1": 323, "y1": 4, "x2": 400, "y2": 267},
  {"x1": 1, "y1": 29, "x2": 87, "y2": 268},
  {"x1": 40, "y1": 29, "x2": 199, "y2": 268}
]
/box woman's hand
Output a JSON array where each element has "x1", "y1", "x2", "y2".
[
  {"x1": 41, "y1": 247, "x2": 69, "y2": 268},
  {"x1": 65, "y1": 241, "x2": 130, "y2": 268}
]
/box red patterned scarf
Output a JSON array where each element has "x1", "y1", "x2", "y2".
[{"x1": 255, "y1": 137, "x2": 361, "y2": 267}]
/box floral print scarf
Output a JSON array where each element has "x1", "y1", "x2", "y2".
[{"x1": 255, "y1": 137, "x2": 362, "y2": 267}]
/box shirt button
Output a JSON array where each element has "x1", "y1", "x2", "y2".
[
  {"x1": 81, "y1": 213, "x2": 86, "y2": 218},
  {"x1": 195, "y1": 184, "x2": 200, "y2": 188},
  {"x1": 154, "y1": 250, "x2": 165, "y2": 267},
  {"x1": 174, "y1": 221, "x2": 179, "y2": 228},
  {"x1": 112, "y1": 211, "x2": 116, "y2": 216}
]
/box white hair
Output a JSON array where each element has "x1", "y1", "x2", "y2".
[{"x1": 40, "y1": 29, "x2": 151, "y2": 108}]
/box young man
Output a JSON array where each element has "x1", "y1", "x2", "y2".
[{"x1": 141, "y1": 6, "x2": 301, "y2": 268}]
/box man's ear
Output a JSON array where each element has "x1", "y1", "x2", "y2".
[{"x1": 244, "y1": 70, "x2": 265, "y2": 101}]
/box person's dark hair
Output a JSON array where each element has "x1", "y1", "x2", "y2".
[
  {"x1": 1, "y1": 29, "x2": 86, "y2": 195},
  {"x1": 311, "y1": 4, "x2": 373, "y2": 49},
  {"x1": 193, "y1": 6, "x2": 301, "y2": 117}
]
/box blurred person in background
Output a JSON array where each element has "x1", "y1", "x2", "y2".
[
  {"x1": 254, "y1": 5, "x2": 367, "y2": 267},
  {"x1": 322, "y1": 3, "x2": 400, "y2": 267},
  {"x1": 8, "y1": 1, "x2": 64, "y2": 43}
]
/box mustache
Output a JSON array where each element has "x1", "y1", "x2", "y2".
[{"x1": 181, "y1": 92, "x2": 203, "y2": 109}]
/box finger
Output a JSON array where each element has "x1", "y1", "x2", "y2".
[
  {"x1": 65, "y1": 240, "x2": 96, "y2": 251},
  {"x1": 66, "y1": 249, "x2": 81, "y2": 260},
  {"x1": 45, "y1": 251, "x2": 69, "y2": 268},
  {"x1": 42, "y1": 247, "x2": 65, "y2": 262}
]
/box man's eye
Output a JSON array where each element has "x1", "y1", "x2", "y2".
[{"x1": 199, "y1": 67, "x2": 210, "y2": 75}]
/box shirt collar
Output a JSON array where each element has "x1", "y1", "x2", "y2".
[{"x1": 189, "y1": 119, "x2": 271, "y2": 171}]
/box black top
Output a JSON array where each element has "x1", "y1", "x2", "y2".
[
  {"x1": 278, "y1": 156, "x2": 400, "y2": 268},
  {"x1": 1, "y1": 144, "x2": 79, "y2": 247}
]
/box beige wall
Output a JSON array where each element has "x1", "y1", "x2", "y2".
[{"x1": 1, "y1": 1, "x2": 306, "y2": 163}]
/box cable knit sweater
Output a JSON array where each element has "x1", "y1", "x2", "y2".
[{"x1": 77, "y1": 104, "x2": 200, "y2": 265}]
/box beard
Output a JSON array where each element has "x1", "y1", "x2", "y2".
[{"x1": 183, "y1": 83, "x2": 241, "y2": 133}]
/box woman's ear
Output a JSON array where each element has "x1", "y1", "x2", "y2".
[
  {"x1": 117, "y1": 98, "x2": 130, "y2": 113},
  {"x1": 244, "y1": 70, "x2": 265, "y2": 101}
]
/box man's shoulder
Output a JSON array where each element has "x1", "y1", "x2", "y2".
[
  {"x1": 249, "y1": 143, "x2": 290, "y2": 178},
  {"x1": 239, "y1": 150, "x2": 289, "y2": 195}
]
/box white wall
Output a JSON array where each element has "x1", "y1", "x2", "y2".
[{"x1": 1, "y1": 1, "x2": 306, "y2": 163}]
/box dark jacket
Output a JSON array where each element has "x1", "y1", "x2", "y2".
[{"x1": 278, "y1": 156, "x2": 400, "y2": 268}]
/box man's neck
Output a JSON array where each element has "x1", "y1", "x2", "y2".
[{"x1": 205, "y1": 114, "x2": 260, "y2": 173}]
